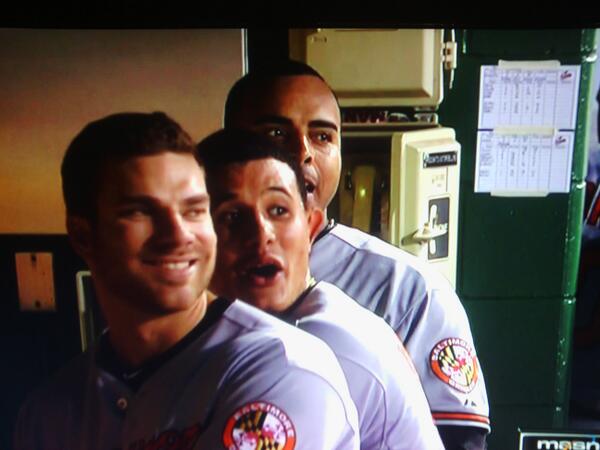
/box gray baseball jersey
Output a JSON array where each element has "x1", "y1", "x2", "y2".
[
  {"x1": 282, "y1": 281, "x2": 444, "y2": 450},
  {"x1": 310, "y1": 222, "x2": 490, "y2": 432},
  {"x1": 14, "y1": 299, "x2": 359, "y2": 450}
]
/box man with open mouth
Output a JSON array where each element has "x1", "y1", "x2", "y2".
[
  {"x1": 199, "y1": 128, "x2": 445, "y2": 450},
  {"x1": 223, "y1": 59, "x2": 491, "y2": 450},
  {"x1": 14, "y1": 112, "x2": 360, "y2": 450}
]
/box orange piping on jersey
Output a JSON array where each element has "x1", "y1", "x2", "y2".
[{"x1": 432, "y1": 412, "x2": 490, "y2": 425}]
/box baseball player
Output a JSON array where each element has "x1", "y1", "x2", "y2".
[
  {"x1": 198, "y1": 128, "x2": 445, "y2": 450},
  {"x1": 14, "y1": 112, "x2": 359, "y2": 450},
  {"x1": 223, "y1": 60, "x2": 491, "y2": 449}
]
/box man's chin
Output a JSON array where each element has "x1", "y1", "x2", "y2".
[
  {"x1": 307, "y1": 192, "x2": 331, "y2": 214},
  {"x1": 306, "y1": 192, "x2": 323, "y2": 211},
  {"x1": 240, "y1": 290, "x2": 290, "y2": 314},
  {"x1": 141, "y1": 287, "x2": 205, "y2": 314}
]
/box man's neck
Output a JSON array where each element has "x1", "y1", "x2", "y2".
[
  {"x1": 103, "y1": 295, "x2": 207, "y2": 369},
  {"x1": 313, "y1": 212, "x2": 335, "y2": 245},
  {"x1": 277, "y1": 273, "x2": 316, "y2": 320}
]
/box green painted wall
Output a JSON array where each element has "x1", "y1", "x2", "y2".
[{"x1": 438, "y1": 29, "x2": 597, "y2": 449}]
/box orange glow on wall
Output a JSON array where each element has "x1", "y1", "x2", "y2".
[{"x1": 0, "y1": 29, "x2": 243, "y2": 234}]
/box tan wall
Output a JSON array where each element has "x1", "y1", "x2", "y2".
[{"x1": 0, "y1": 29, "x2": 243, "y2": 234}]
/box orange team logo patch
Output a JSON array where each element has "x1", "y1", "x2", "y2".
[
  {"x1": 430, "y1": 337, "x2": 478, "y2": 393},
  {"x1": 222, "y1": 401, "x2": 296, "y2": 450}
]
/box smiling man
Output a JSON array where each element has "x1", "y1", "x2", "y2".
[
  {"x1": 223, "y1": 60, "x2": 491, "y2": 450},
  {"x1": 13, "y1": 112, "x2": 360, "y2": 450},
  {"x1": 199, "y1": 128, "x2": 445, "y2": 450}
]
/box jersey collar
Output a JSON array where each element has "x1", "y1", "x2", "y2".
[
  {"x1": 313, "y1": 218, "x2": 336, "y2": 244},
  {"x1": 278, "y1": 277, "x2": 317, "y2": 325},
  {"x1": 96, "y1": 297, "x2": 231, "y2": 391}
]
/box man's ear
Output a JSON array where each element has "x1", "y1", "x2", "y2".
[
  {"x1": 307, "y1": 207, "x2": 325, "y2": 244},
  {"x1": 66, "y1": 215, "x2": 93, "y2": 260}
]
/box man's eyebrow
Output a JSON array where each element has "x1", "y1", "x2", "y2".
[
  {"x1": 116, "y1": 195, "x2": 156, "y2": 204},
  {"x1": 253, "y1": 115, "x2": 338, "y2": 133},
  {"x1": 264, "y1": 186, "x2": 294, "y2": 198},
  {"x1": 213, "y1": 187, "x2": 292, "y2": 203},
  {"x1": 183, "y1": 194, "x2": 210, "y2": 205},
  {"x1": 116, "y1": 193, "x2": 209, "y2": 205},
  {"x1": 308, "y1": 119, "x2": 338, "y2": 133},
  {"x1": 210, "y1": 191, "x2": 237, "y2": 208},
  {"x1": 253, "y1": 115, "x2": 293, "y2": 126}
]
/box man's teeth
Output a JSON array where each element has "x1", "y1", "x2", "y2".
[{"x1": 162, "y1": 261, "x2": 190, "y2": 270}]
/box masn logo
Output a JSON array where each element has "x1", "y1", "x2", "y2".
[{"x1": 536, "y1": 440, "x2": 600, "y2": 449}]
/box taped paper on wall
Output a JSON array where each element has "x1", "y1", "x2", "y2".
[
  {"x1": 475, "y1": 130, "x2": 574, "y2": 194},
  {"x1": 478, "y1": 65, "x2": 580, "y2": 130},
  {"x1": 475, "y1": 63, "x2": 580, "y2": 196}
]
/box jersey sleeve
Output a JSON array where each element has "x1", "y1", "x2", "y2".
[
  {"x1": 400, "y1": 282, "x2": 491, "y2": 435},
  {"x1": 336, "y1": 354, "x2": 445, "y2": 450},
  {"x1": 199, "y1": 337, "x2": 360, "y2": 450},
  {"x1": 310, "y1": 224, "x2": 489, "y2": 448},
  {"x1": 295, "y1": 291, "x2": 444, "y2": 450},
  {"x1": 13, "y1": 388, "x2": 69, "y2": 450},
  {"x1": 380, "y1": 339, "x2": 447, "y2": 450}
]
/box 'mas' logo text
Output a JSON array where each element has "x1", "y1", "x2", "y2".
[{"x1": 537, "y1": 440, "x2": 600, "y2": 449}]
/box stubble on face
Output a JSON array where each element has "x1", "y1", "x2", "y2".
[{"x1": 87, "y1": 153, "x2": 217, "y2": 320}]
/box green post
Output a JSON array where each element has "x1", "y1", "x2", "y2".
[{"x1": 438, "y1": 29, "x2": 597, "y2": 449}]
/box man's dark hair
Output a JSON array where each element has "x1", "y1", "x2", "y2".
[
  {"x1": 223, "y1": 59, "x2": 339, "y2": 129},
  {"x1": 196, "y1": 128, "x2": 308, "y2": 206},
  {"x1": 61, "y1": 111, "x2": 196, "y2": 220}
]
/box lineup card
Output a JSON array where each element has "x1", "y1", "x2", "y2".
[
  {"x1": 478, "y1": 65, "x2": 580, "y2": 130},
  {"x1": 475, "y1": 63, "x2": 580, "y2": 195},
  {"x1": 475, "y1": 131, "x2": 574, "y2": 193}
]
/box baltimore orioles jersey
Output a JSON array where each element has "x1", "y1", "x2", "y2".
[
  {"x1": 310, "y1": 222, "x2": 490, "y2": 435},
  {"x1": 14, "y1": 299, "x2": 360, "y2": 450},
  {"x1": 281, "y1": 281, "x2": 444, "y2": 450}
]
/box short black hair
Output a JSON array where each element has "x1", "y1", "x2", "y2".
[
  {"x1": 196, "y1": 128, "x2": 308, "y2": 206},
  {"x1": 223, "y1": 59, "x2": 339, "y2": 129},
  {"x1": 61, "y1": 111, "x2": 196, "y2": 220}
]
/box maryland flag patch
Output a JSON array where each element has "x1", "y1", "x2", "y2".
[
  {"x1": 430, "y1": 337, "x2": 478, "y2": 393},
  {"x1": 223, "y1": 401, "x2": 296, "y2": 450}
]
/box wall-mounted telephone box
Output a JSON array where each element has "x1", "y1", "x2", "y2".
[
  {"x1": 335, "y1": 127, "x2": 460, "y2": 287},
  {"x1": 289, "y1": 28, "x2": 445, "y2": 108},
  {"x1": 389, "y1": 128, "x2": 460, "y2": 286}
]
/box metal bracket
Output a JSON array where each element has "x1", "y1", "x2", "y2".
[{"x1": 443, "y1": 29, "x2": 458, "y2": 91}]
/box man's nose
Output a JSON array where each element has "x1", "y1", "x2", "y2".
[
  {"x1": 245, "y1": 212, "x2": 275, "y2": 249},
  {"x1": 290, "y1": 131, "x2": 314, "y2": 165},
  {"x1": 154, "y1": 210, "x2": 193, "y2": 248}
]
